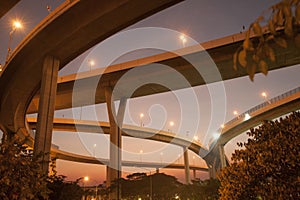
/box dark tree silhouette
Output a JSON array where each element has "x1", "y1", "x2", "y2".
[
  {"x1": 219, "y1": 112, "x2": 300, "y2": 199},
  {"x1": 0, "y1": 136, "x2": 49, "y2": 199}
]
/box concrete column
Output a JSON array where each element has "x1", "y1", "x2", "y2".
[
  {"x1": 219, "y1": 144, "x2": 226, "y2": 168},
  {"x1": 156, "y1": 168, "x2": 159, "y2": 174},
  {"x1": 34, "y1": 55, "x2": 59, "y2": 174},
  {"x1": 183, "y1": 147, "x2": 191, "y2": 184},
  {"x1": 105, "y1": 87, "x2": 127, "y2": 200},
  {"x1": 209, "y1": 159, "x2": 217, "y2": 179},
  {"x1": 193, "y1": 169, "x2": 196, "y2": 180}
]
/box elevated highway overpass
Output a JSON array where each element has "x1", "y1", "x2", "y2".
[
  {"x1": 51, "y1": 147, "x2": 208, "y2": 172},
  {"x1": 0, "y1": 0, "x2": 20, "y2": 18},
  {"x1": 27, "y1": 117, "x2": 207, "y2": 157},
  {"x1": 27, "y1": 30, "x2": 300, "y2": 113},
  {"x1": 1, "y1": 0, "x2": 300, "y2": 195},
  {"x1": 204, "y1": 86, "x2": 300, "y2": 177}
]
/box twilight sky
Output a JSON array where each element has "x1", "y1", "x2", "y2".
[{"x1": 1, "y1": 0, "x2": 299, "y2": 184}]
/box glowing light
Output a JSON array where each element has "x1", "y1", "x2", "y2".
[
  {"x1": 261, "y1": 92, "x2": 267, "y2": 98},
  {"x1": 169, "y1": 121, "x2": 174, "y2": 126},
  {"x1": 179, "y1": 34, "x2": 187, "y2": 47},
  {"x1": 193, "y1": 136, "x2": 198, "y2": 141},
  {"x1": 140, "y1": 113, "x2": 144, "y2": 127},
  {"x1": 140, "y1": 150, "x2": 143, "y2": 154},
  {"x1": 233, "y1": 110, "x2": 238, "y2": 116},
  {"x1": 213, "y1": 133, "x2": 220, "y2": 139},
  {"x1": 220, "y1": 124, "x2": 225, "y2": 129},
  {"x1": 244, "y1": 113, "x2": 251, "y2": 121},
  {"x1": 84, "y1": 176, "x2": 89, "y2": 181},
  {"x1": 93, "y1": 144, "x2": 97, "y2": 148},
  {"x1": 12, "y1": 20, "x2": 22, "y2": 30},
  {"x1": 88, "y1": 59, "x2": 95, "y2": 66}
]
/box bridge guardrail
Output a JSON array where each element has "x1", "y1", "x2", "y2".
[{"x1": 223, "y1": 86, "x2": 300, "y2": 130}]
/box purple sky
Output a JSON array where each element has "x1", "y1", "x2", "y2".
[{"x1": 1, "y1": 0, "x2": 300, "y2": 184}]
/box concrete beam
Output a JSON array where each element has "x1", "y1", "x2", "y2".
[
  {"x1": 183, "y1": 147, "x2": 191, "y2": 184},
  {"x1": 0, "y1": 0, "x2": 20, "y2": 18},
  {"x1": 34, "y1": 55, "x2": 59, "y2": 174}
]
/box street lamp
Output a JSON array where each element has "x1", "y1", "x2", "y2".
[
  {"x1": 233, "y1": 110, "x2": 239, "y2": 118},
  {"x1": 261, "y1": 92, "x2": 269, "y2": 103},
  {"x1": 168, "y1": 121, "x2": 174, "y2": 132},
  {"x1": 93, "y1": 144, "x2": 97, "y2": 157},
  {"x1": 6, "y1": 19, "x2": 23, "y2": 62},
  {"x1": 179, "y1": 34, "x2": 187, "y2": 47},
  {"x1": 139, "y1": 150, "x2": 143, "y2": 162},
  {"x1": 140, "y1": 113, "x2": 144, "y2": 127},
  {"x1": 88, "y1": 59, "x2": 95, "y2": 71},
  {"x1": 193, "y1": 135, "x2": 198, "y2": 141},
  {"x1": 83, "y1": 176, "x2": 89, "y2": 200},
  {"x1": 82, "y1": 176, "x2": 99, "y2": 200}
]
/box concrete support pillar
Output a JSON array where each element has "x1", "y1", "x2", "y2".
[
  {"x1": 34, "y1": 55, "x2": 59, "y2": 174},
  {"x1": 156, "y1": 168, "x2": 159, "y2": 174},
  {"x1": 209, "y1": 159, "x2": 217, "y2": 179},
  {"x1": 183, "y1": 147, "x2": 191, "y2": 184},
  {"x1": 193, "y1": 169, "x2": 196, "y2": 180},
  {"x1": 219, "y1": 144, "x2": 226, "y2": 168},
  {"x1": 105, "y1": 87, "x2": 127, "y2": 200}
]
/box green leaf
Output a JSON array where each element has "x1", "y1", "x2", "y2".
[
  {"x1": 247, "y1": 64, "x2": 256, "y2": 81},
  {"x1": 284, "y1": 17, "x2": 293, "y2": 37},
  {"x1": 238, "y1": 50, "x2": 247, "y2": 67},
  {"x1": 274, "y1": 37, "x2": 287, "y2": 48},
  {"x1": 233, "y1": 51, "x2": 238, "y2": 70},
  {"x1": 277, "y1": 9, "x2": 284, "y2": 26},
  {"x1": 282, "y1": 5, "x2": 292, "y2": 19},
  {"x1": 259, "y1": 60, "x2": 268, "y2": 75},
  {"x1": 268, "y1": 19, "x2": 276, "y2": 35},
  {"x1": 252, "y1": 22, "x2": 262, "y2": 36},
  {"x1": 264, "y1": 44, "x2": 276, "y2": 62}
]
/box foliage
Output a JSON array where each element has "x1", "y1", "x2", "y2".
[
  {"x1": 234, "y1": 0, "x2": 300, "y2": 81},
  {"x1": 0, "y1": 136, "x2": 49, "y2": 199},
  {"x1": 218, "y1": 112, "x2": 300, "y2": 199},
  {"x1": 108, "y1": 172, "x2": 182, "y2": 199},
  {"x1": 107, "y1": 173, "x2": 220, "y2": 200},
  {"x1": 179, "y1": 178, "x2": 220, "y2": 200},
  {"x1": 47, "y1": 175, "x2": 84, "y2": 200}
]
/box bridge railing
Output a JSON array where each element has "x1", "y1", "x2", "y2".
[{"x1": 222, "y1": 86, "x2": 300, "y2": 131}]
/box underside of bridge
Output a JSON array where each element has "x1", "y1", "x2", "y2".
[{"x1": 1, "y1": 1, "x2": 300, "y2": 199}]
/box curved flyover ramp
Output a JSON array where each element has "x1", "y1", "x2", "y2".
[
  {"x1": 0, "y1": 0, "x2": 20, "y2": 18},
  {"x1": 0, "y1": 0, "x2": 182, "y2": 135},
  {"x1": 27, "y1": 117, "x2": 208, "y2": 157},
  {"x1": 204, "y1": 86, "x2": 300, "y2": 175},
  {"x1": 51, "y1": 147, "x2": 208, "y2": 171}
]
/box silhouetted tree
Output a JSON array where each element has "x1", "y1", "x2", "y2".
[
  {"x1": 0, "y1": 136, "x2": 49, "y2": 199},
  {"x1": 179, "y1": 178, "x2": 220, "y2": 200},
  {"x1": 108, "y1": 172, "x2": 182, "y2": 199},
  {"x1": 47, "y1": 175, "x2": 83, "y2": 200},
  {"x1": 219, "y1": 112, "x2": 300, "y2": 199}
]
